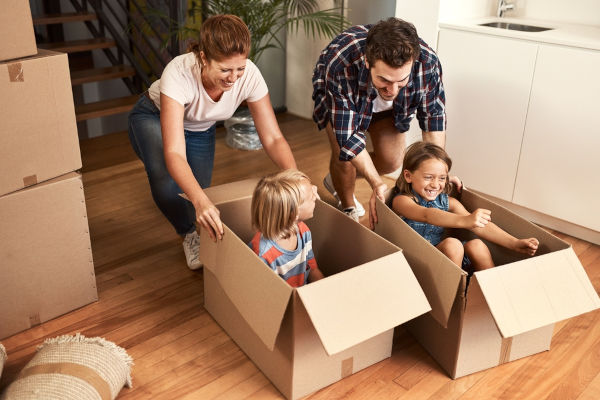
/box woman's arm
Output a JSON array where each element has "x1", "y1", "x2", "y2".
[
  {"x1": 247, "y1": 94, "x2": 297, "y2": 170},
  {"x1": 161, "y1": 93, "x2": 223, "y2": 241},
  {"x1": 392, "y1": 195, "x2": 491, "y2": 229}
]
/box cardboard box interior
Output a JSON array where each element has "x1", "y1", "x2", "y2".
[
  {"x1": 199, "y1": 179, "x2": 431, "y2": 399},
  {"x1": 375, "y1": 188, "x2": 600, "y2": 378},
  {"x1": 0, "y1": 0, "x2": 36, "y2": 62},
  {"x1": 0, "y1": 172, "x2": 98, "y2": 340},
  {"x1": 0, "y1": 49, "x2": 81, "y2": 197}
]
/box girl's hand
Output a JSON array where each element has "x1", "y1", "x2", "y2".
[
  {"x1": 514, "y1": 238, "x2": 539, "y2": 256},
  {"x1": 465, "y1": 208, "x2": 491, "y2": 228},
  {"x1": 194, "y1": 197, "x2": 224, "y2": 242}
]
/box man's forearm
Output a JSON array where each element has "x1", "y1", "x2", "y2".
[
  {"x1": 422, "y1": 131, "x2": 446, "y2": 148},
  {"x1": 350, "y1": 149, "x2": 384, "y2": 189}
]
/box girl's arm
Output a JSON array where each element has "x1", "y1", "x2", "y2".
[
  {"x1": 161, "y1": 93, "x2": 223, "y2": 241},
  {"x1": 248, "y1": 94, "x2": 297, "y2": 170},
  {"x1": 392, "y1": 194, "x2": 491, "y2": 229},
  {"x1": 449, "y1": 198, "x2": 539, "y2": 255}
]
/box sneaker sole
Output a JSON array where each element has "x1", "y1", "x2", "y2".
[{"x1": 323, "y1": 175, "x2": 365, "y2": 217}]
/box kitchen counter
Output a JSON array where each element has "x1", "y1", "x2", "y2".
[{"x1": 439, "y1": 17, "x2": 600, "y2": 51}]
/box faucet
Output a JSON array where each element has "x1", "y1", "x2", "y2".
[{"x1": 497, "y1": 0, "x2": 515, "y2": 18}]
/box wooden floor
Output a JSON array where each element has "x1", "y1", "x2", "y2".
[{"x1": 1, "y1": 114, "x2": 600, "y2": 399}]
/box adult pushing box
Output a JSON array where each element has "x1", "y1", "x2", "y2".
[
  {"x1": 374, "y1": 188, "x2": 600, "y2": 378},
  {"x1": 0, "y1": 49, "x2": 81, "y2": 197},
  {"x1": 198, "y1": 179, "x2": 431, "y2": 400}
]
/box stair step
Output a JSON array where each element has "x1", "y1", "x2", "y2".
[
  {"x1": 71, "y1": 65, "x2": 136, "y2": 85},
  {"x1": 75, "y1": 95, "x2": 139, "y2": 121},
  {"x1": 33, "y1": 12, "x2": 97, "y2": 25},
  {"x1": 39, "y1": 38, "x2": 115, "y2": 53}
]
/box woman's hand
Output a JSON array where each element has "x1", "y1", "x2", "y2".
[
  {"x1": 464, "y1": 208, "x2": 491, "y2": 229},
  {"x1": 193, "y1": 196, "x2": 224, "y2": 242}
]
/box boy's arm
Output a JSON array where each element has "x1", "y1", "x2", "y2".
[{"x1": 392, "y1": 195, "x2": 490, "y2": 229}]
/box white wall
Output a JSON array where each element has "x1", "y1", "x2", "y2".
[{"x1": 511, "y1": 0, "x2": 600, "y2": 26}]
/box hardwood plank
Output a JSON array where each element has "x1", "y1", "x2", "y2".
[
  {"x1": 33, "y1": 12, "x2": 97, "y2": 25},
  {"x1": 75, "y1": 95, "x2": 139, "y2": 121},
  {"x1": 38, "y1": 38, "x2": 115, "y2": 53},
  {"x1": 71, "y1": 65, "x2": 136, "y2": 86}
]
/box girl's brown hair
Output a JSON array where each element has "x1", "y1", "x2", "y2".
[
  {"x1": 251, "y1": 170, "x2": 311, "y2": 240},
  {"x1": 187, "y1": 14, "x2": 251, "y2": 62},
  {"x1": 395, "y1": 141, "x2": 453, "y2": 197}
]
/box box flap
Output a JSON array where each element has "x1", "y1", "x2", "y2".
[
  {"x1": 375, "y1": 196, "x2": 464, "y2": 326},
  {"x1": 202, "y1": 178, "x2": 260, "y2": 205},
  {"x1": 296, "y1": 251, "x2": 431, "y2": 356},
  {"x1": 474, "y1": 248, "x2": 600, "y2": 338},
  {"x1": 200, "y1": 225, "x2": 293, "y2": 350}
]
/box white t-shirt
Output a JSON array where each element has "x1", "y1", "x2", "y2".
[
  {"x1": 147, "y1": 52, "x2": 269, "y2": 131},
  {"x1": 372, "y1": 93, "x2": 394, "y2": 113}
]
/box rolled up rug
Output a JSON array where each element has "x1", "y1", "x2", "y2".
[
  {"x1": 1, "y1": 334, "x2": 132, "y2": 400},
  {"x1": 0, "y1": 343, "x2": 6, "y2": 379}
]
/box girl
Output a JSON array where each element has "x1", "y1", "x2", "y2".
[
  {"x1": 392, "y1": 142, "x2": 539, "y2": 271},
  {"x1": 249, "y1": 170, "x2": 325, "y2": 287}
]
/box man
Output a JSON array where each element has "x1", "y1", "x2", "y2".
[{"x1": 313, "y1": 17, "x2": 454, "y2": 228}]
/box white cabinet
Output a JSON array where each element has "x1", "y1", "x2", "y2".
[
  {"x1": 438, "y1": 29, "x2": 538, "y2": 201},
  {"x1": 438, "y1": 27, "x2": 600, "y2": 232},
  {"x1": 513, "y1": 44, "x2": 600, "y2": 231}
]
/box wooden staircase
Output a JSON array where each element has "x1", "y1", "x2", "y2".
[{"x1": 32, "y1": 9, "x2": 139, "y2": 139}]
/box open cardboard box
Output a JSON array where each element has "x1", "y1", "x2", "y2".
[
  {"x1": 198, "y1": 179, "x2": 431, "y2": 399},
  {"x1": 0, "y1": 172, "x2": 98, "y2": 340},
  {"x1": 374, "y1": 188, "x2": 600, "y2": 378}
]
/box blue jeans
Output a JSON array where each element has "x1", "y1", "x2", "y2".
[{"x1": 128, "y1": 95, "x2": 216, "y2": 235}]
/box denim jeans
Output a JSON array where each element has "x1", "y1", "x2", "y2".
[{"x1": 128, "y1": 95, "x2": 216, "y2": 235}]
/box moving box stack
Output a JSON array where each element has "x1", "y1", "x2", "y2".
[{"x1": 0, "y1": 1, "x2": 98, "y2": 340}]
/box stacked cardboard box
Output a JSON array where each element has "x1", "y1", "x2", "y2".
[
  {"x1": 374, "y1": 188, "x2": 600, "y2": 378},
  {"x1": 0, "y1": 5, "x2": 98, "y2": 340},
  {"x1": 199, "y1": 179, "x2": 432, "y2": 400}
]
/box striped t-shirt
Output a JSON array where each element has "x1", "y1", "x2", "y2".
[{"x1": 249, "y1": 222, "x2": 318, "y2": 287}]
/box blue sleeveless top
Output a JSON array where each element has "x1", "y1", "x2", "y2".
[{"x1": 397, "y1": 191, "x2": 449, "y2": 246}]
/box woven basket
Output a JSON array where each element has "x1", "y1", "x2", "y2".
[
  {"x1": 1, "y1": 334, "x2": 132, "y2": 400},
  {"x1": 0, "y1": 343, "x2": 6, "y2": 379}
]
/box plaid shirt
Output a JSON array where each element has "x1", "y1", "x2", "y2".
[{"x1": 312, "y1": 25, "x2": 446, "y2": 161}]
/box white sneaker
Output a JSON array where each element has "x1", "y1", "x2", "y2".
[
  {"x1": 323, "y1": 173, "x2": 365, "y2": 217},
  {"x1": 183, "y1": 231, "x2": 202, "y2": 270},
  {"x1": 342, "y1": 206, "x2": 361, "y2": 222}
]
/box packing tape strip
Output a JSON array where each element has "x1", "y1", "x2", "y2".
[
  {"x1": 18, "y1": 362, "x2": 112, "y2": 400},
  {"x1": 7, "y1": 63, "x2": 24, "y2": 82},
  {"x1": 499, "y1": 336, "x2": 513, "y2": 364},
  {"x1": 341, "y1": 357, "x2": 354, "y2": 378},
  {"x1": 23, "y1": 175, "x2": 38, "y2": 187}
]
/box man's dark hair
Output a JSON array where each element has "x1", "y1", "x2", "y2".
[{"x1": 366, "y1": 18, "x2": 421, "y2": 67}]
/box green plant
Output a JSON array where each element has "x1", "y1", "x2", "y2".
[{"x1": 175, "y1": 0, "x2": 349, "y2": 63}]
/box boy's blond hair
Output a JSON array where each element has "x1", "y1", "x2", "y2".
[{"x1": 251, "y1": 169, "x2": 311, "y2": 240}]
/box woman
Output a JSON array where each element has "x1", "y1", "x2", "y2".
[{"x1": 128, "y1": 14, "x2": 297, "y2": 270}]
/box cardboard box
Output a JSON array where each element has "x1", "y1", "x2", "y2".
[
  {"x1": 0, "y1": 0, "x2": 36, "y2": 62},
  {"x1": 199, "y1": 179, "x2": 431, "y2": 399},
  {"x1": 0, "y1": 172, "x2": 98, "y2": 340},
  {"x1": 374, "y1": 188, "x2": 600, "y2": 378},
  {"x1": 0, "y1": 49, "x2": 81, "y2": 197}
]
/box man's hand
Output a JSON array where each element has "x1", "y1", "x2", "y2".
[
  {"x1": 449, "y1": 175, "x2": 463, "y2": 192},
  {"x1": 369, "y1": 182, "x2": 388, "y2": 229}
]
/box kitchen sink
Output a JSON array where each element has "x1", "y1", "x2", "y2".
[{"x1": 479, "y1": 22, "x2": 553, "y2": 32}]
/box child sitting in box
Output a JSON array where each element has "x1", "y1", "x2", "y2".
[
  {"x1": 249, "y1": 170, "x2": 325, "y2": 287},
  {"x1": 391, "y1": 141, "x2": 539, "y2": 272}
]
